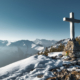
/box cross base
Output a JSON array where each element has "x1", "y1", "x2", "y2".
[
  {"x1": 62, "y1": 40, "x2": 80, "y2": 58},
  {"x1": 69, "y1": 39, "x2": 76, "y2": 42}
]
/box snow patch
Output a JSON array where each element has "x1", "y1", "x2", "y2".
[
  {"x1": 31, "y1": 44, "x2": 36, "y2": 48},
  {"x1": 6, "y1": 41, "x2": 11, "y2": 46},
  {"x1": 35, "y1": 46, "x2": 44, "y2": 51}
]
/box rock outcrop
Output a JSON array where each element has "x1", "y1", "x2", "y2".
[{"x1": 63, "y1": 40, "x2": 80, "y2": 58}]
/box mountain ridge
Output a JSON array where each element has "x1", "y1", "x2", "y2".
[{"x1": 0, "y1": 39, "x2": 57, "y2": 67}]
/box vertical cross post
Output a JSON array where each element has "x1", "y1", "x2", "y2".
[{"x1": 70, "y1": 12, "x2": 75, "y2": 40}]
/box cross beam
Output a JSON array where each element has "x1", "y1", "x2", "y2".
[
  {"x1": 63, "y1": 18, "x2": 80, "y2": 23},
  {"x1": 63, "y1": 12, "x2": 80, "y2": 41}
]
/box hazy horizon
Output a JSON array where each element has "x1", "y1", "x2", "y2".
[{"x1": 0, "y1": 38, "x2": 60, "y2": 42}]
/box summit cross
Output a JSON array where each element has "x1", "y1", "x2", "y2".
[{"x1": 63, "y1": 12, "x2": 80, "y2": 41}]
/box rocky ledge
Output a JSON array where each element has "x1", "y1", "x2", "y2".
[{"x1": 46, "y1": 55, "x2": 80, "y2": 80}]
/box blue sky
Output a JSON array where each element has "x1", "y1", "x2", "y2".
[{"x1": 0, "y1": 0, "x2": 80, "y2": 41}]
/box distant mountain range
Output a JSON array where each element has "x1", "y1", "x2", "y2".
[
  {"x1": 0, "y1": 39, "x2": 57, "y2": 67},
  {"x1": 1, "y1": 37, "x2": 79, "y2": 67},
  {"x1": 0, "y1": 39, "x2": 57, "y2": 47}
]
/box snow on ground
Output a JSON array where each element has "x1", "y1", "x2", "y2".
[
  {"x1": 51, "y1": 38, "x2": 70, "y2": 49},
  {"x1": 34, "y1": 46, "x2": 44, "y2": 51},
  {"x1": 0, "y1": 52, "x2": 78, "y2": 80},
  {"x1": 62, "y1": 38, "x2": 69, "y2": 43},
  {"x1": 31, "y1": 44, "x2": 36, "y2": 48},
  {"x1": 48, "y1": 52, "x2": 62, "y2": 57},
  {"x1": 0, "y1": 52, "x2": 63, "y2": 80}
]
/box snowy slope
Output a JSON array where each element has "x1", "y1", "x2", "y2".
[
  {"x1": 0, "y1": 52, "x2": 79, "y2": 80},
  {"x1": 0, "y1": 52, "x2": 63, "y2": 80},
  {"x1": 52, "y1": 38, "x2": 70, "y2": 48}
]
